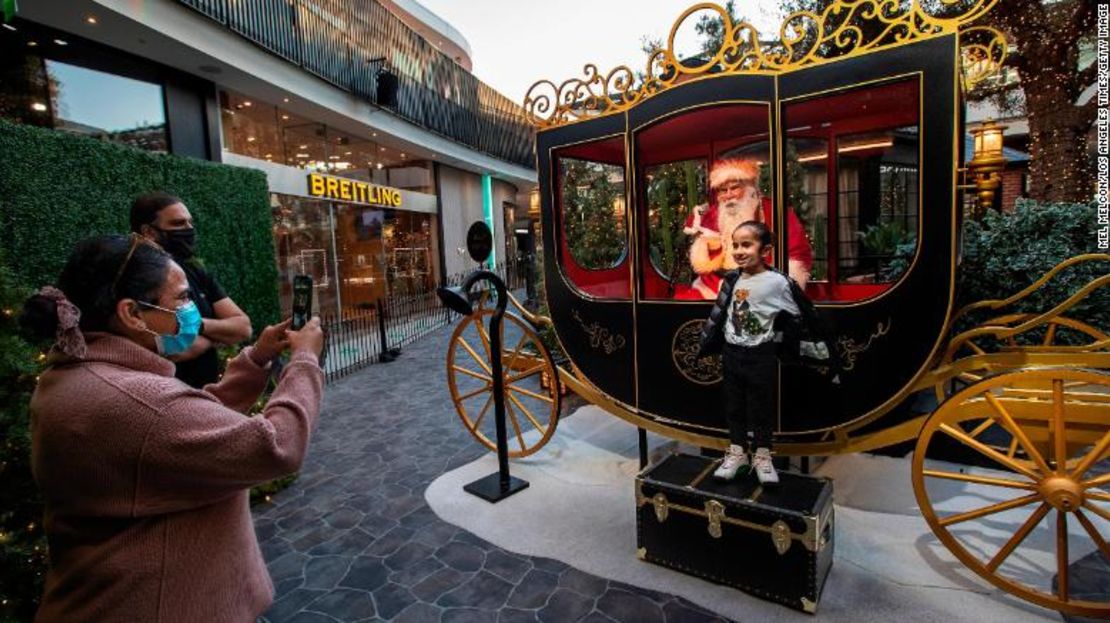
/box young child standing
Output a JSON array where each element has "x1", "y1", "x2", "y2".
[{"x1": 698, "y1": 221, "x2": 800, "y2": 485}]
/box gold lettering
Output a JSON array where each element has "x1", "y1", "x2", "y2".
[
  {"x1": 325, "y1": 177, "x2": 339, "y2": 199},
  {"x1": 339, "y1": 179, "x2": 352, "y2": 201},
  {"x1": 309, "y1": 174, "x2": 325, "y2": 197},
  {"x1": 370, "y1": 185, "x2": 382, "y2": 205},
  {"x1": 391, "y1": 190, "x2": 402, "y2": 207},
  {"x1": 356, "y1": 183, "x2": 368, "y2": 203}
]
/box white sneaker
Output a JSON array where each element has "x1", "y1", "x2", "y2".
[
  {"x1": 713, "y1": 445, "x2": 750, "y2": 480},
  {"x1": 753, "y1": 448, "x2": 779, "y2": 485}
]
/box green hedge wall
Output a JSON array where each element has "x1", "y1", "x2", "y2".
[{"x1": 0, "y1": 119, "x2": 280, "y2": 329}]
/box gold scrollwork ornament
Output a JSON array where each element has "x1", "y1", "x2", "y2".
[
  {"x1": 525, "y1": 0, "x2": 1001, "y2": 128},
  {"x1": 835, "y1": 318, "x2": 892, "y2": 372},
  {"x1": 672, "y1": 319, "x2": 723, "y2": 385},
  {"x1": 571, "y1": 310, "x2": 627, "y2": 354}
]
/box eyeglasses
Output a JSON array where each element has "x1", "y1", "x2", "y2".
[
  {"x1": 715, "y1": 181, "x2": 754, "y2": 195},
  {"x1": 112, "y1": 233, "x2": 162, "y2": 298}
]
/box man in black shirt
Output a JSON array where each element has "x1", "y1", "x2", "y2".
[{"x1": 131, "y1": 192, "x2": 253, "y2": 387}]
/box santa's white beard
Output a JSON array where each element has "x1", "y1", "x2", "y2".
[{"x1": 717, "y1": 198, "x2": 760, "y2": 269}]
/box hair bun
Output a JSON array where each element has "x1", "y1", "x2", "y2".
[{"x1": 19, "y1": 294, "x2": 60, "y2": 340}]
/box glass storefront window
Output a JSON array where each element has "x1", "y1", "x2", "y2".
[
  {"x1": 384, "y1": 210, "x2": 439, "y2": 295},
  {"x1": 282, "y1": 118, "x2": 329, "y2": 171},
  {"x1": 220, "y1": 91, "x2": 281, "y2": 162},
  {"x1": 333, "y1": 203, "x2": 441, "y2": 311},
  {"x1": 382, "y1": 159, "x2": 435, "y2": 194},
  {"x1": 272, "y1": 195, "x2": 340, "y2": 317},
  {"x1": 219, "y1": 89, "x2": 437, "y2": 194},
  {"x1": 45, "y1": 60, "x2": 167, "y2": 152},
  {"x1": 328, "y1": 127, "x2": 377, "y2": 180},
  {"x1": 334, "y1": 204, "x2": 390, "y2": 312}
]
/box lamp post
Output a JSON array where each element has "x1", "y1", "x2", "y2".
[
  {"x1": 967, "y1": 119, "x2": 1008, "y2": 218},
  {"x1": 437, "y1": 270, "x2": 530, "y2": 503}
]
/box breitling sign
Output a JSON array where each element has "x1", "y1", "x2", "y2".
[{"x1": 307, "y1": 173, "x2": 403, "y2": 207}]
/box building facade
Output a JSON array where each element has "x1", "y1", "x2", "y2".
[{"x1": 1, "y1": 0, "x2": 537, "y2": 317}]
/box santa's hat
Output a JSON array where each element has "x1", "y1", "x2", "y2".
[{"x1": 709, "y1": 158, "x2": 759, "y2": 190}]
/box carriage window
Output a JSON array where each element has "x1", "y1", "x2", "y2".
[
  {"x1": 555, "y1": 137, "x2": 630, "y2": 299},
  {"x1": 837, "y1": 130, "x2": 919, "y2": 283},
  {"x1": 785, "y1": 138, "x2": 830, "y2": 281},
  {"x1": 561, "y1": 158, "x2": 627, "y2": 269},
  {"x1": 634, "y1": 103, "x2": 774, "y2": 300},
  {"x1": 782, "y1": 79, "x2": 919, "y2": 302}
]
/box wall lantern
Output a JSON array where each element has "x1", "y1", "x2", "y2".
[{"x1": 965, "y1": 119, "x2": 1007, "y2": 217}]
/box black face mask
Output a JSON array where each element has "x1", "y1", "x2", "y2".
[{"x1": 153, "y1": 227, "x2": 197, "y2": 259}]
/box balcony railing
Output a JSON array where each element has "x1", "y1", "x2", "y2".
[{"x1": 176, "y1": 0, "x2": 535, "y2": 168}]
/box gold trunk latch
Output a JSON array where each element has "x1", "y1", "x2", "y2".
[
  {"x1": 705, "y1": 500, "x2": 725, "y2": 538},
  {"x1": 652, "y1": 493, "x2": 669, "y2": 523},
  {"x1": 771, "y1": 520, "x2": 792, "y2": 555}
]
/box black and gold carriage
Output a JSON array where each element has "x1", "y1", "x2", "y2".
[{"x1": 442, "y1": 2, "x2": 1110, "y2": 616}]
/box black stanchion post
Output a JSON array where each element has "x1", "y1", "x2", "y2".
[{"x1": 437, "y1": 269, "x2": 529, "y2": 503}]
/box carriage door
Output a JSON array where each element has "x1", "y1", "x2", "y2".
[
  {"x1": 536, "y1": 114, "x2": 637, "y2": 408},
  {"x1": 629, "y1": 75, "x2": 777, "y2": 434},
  {"x1": 775, "y1": 34, "x2": 959, "y2": 435}
]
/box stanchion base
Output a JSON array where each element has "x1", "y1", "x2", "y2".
[{"x1": 463, "y1": 473, "x2": 529, "y2": 503}]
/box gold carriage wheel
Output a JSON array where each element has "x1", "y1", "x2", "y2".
[
  {"x1": 933, "y1": 315, "x2": 1110, "y2": 403},
  {"x1": 446, "y1": 309, "x2": 561, "y2": 458},
  {"x1": 913, "y1": 368, "x2": 1110, "y2": 617}
]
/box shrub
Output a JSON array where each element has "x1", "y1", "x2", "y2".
[{"x1": 958, "y1": 199, "x2": 1109, "y2": 336}]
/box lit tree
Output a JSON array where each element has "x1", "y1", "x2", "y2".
[
  {"x1": 646, "y1": 161, "x2": 706, "y2": 286},
  {"x1": 773, "y1": 0, "x2": 1098, "y2": 203},
  {"x1": 0, "y1": 268, "x2": 48, "y2": 621},
  {"x1": 561, "y1": 159, "x2": 626, "y2": 268}
]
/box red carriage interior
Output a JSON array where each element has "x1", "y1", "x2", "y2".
[{"x1": 553, "y1": 78, "x2": 920, "y2": 303}]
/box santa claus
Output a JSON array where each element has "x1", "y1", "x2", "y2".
[{"x1": 681, "y1": 158, "x2": 813, "y2": 299}]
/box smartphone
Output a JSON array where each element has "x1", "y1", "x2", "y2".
[{"x1": 292, "y1": 274, "x2": 313, "y2": 330}]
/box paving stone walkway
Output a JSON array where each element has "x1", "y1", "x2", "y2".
[{"x1": 256, "y1": 322, "x2": 729, "y2": 623}]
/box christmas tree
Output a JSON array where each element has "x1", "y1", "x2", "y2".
[
  {"x1": 0, "y1": 267, "x2": 48, "y2": 621},
  {"x1": 560, "y1": 158, "x2": 626, "y2": 268}
]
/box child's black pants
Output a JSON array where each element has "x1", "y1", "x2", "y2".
[{"x1": 722, "y1": 342, "x2": 777, "y2": 451}]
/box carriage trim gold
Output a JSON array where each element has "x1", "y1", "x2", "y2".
[
  {"x1": 525, "y1": 0, "x2": 1001, "y2": 128},
  {"x1": 635, "y1": 489, "x2": 827, "y2": 552}
]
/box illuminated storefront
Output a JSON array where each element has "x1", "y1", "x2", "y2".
[{"x1": 5, "y1": 0, "x2": 537, "y2": 321}]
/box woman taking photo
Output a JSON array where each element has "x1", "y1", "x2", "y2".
[{"x1": 21, "y1": 234, "x2": 324, "y2": 622}]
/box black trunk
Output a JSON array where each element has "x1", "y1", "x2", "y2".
[{"x1": 636, "y1": 453, "x2": 835, "y2": 613}]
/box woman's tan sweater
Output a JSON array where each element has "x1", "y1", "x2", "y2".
[{"x1": 30, "y1": 333, "x2": 324, "y2": 622}]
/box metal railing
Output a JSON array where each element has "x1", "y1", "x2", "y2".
[
  {"x1": 320, "y1": 257, "x2": 533, "y2": 381},
  {"x1": 175, "y1": 0, "x2": 535, "y2": 168}
]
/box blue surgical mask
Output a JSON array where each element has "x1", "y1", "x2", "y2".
[{"x1": 138, "y1": 300, "x2": 202, "y2": 356}]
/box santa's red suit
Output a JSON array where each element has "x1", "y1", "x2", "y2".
[{"x1": 676, "y1": 197, "x2": 813, "y2": 299}]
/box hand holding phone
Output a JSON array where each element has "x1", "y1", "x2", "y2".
[{"x1": 292, "y1": 275, "x2": 313, "y2": 330}]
